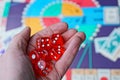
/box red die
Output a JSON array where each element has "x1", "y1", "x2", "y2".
[
  {"x1": 36, "y1": 37, "x2": 51, "y2": 50},
  {"x1": 28, "y1": 49, "x2": 40, "y2": 64},
  {"x1": 49, "y1": 45, "x2": 65, "y2": 61},
  {"x1": 40, "y1": 37, "x2": 51, "y2": 50},
  {"x1": 40, "y1": 62, "x2": 52, "y2": 76},
  {"x1": 33, "y1": 60, "x2": 52, "y2": 77},
  {"x1": 51, "y1": 33, "x2": 64, "y2": 46},
  {"x1": 38, "y1": 49, "x2": 52, "y2": 61}
]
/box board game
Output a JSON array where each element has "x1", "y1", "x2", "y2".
[{"x1": 0, "y1": 0, "x2": 120, "y2": 80}]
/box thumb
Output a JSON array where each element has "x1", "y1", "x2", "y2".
[{"x1": 6, "y1": 27, "x2": 31, "y2": 54}]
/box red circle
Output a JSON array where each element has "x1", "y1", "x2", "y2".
[{"x1": 101, "y1": 77, "x2": 108, "y2": 80}]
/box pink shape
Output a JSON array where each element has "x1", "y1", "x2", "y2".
[
  {"x1": 42, "y1": 17, "x2": 61, "y2": 27},
  {"x1": 64, "y1": 0, "x2": 97, "y2": 7},
  {"x1": 101, "y1": 77, "x2": 108, "y2": 80},
  {"x1": 66, "y1": 69, "x2": 71, "y2": 80},
  {"x1": 26, "y1": 0, "x2": 30, "y2": 3}
]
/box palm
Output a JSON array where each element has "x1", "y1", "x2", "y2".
[{"x1": 27, "y1": 23, "x2": 85, "y2": 80}]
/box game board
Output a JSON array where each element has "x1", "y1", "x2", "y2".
[{"x1": 1, "y1": 0, "x2": 120, "y2": 80}]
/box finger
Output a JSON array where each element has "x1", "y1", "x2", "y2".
[
  {"x1": 55, "y1": 32, "x2": 85, "y2": 76},
  {"x1": 6, "y1": 27, "x2": 31, "y2": 54},
  {"x1": 36, "y1": 22, "x2": 68, "y2": 37},
  {"x1": 28, "y1": 22, "x2": 68, "y2": 52},
  {"x1": 62, "y1": 29, "x2": 77, "y2": 42},
  {"x1": 64, "y1": 32, "x2": 85, "y2": 48}
]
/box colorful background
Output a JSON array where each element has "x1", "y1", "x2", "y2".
[{"x1": 0, "y1": 0, "x2": 120, "y2": 80}]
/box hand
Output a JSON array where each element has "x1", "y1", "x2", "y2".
[
  {"x1": 0, "y1": 26, "x2": 35, "y2": 80},
  {"x1": 0, "y1": 22, "x2": 85, "y2": 80}
]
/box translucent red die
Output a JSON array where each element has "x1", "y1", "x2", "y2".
[
  {"x1": 33, "y1": 60, "x2": 52, "y2": 77},
  {"x1": 49, "y1": 45, "x2": 65, "y2": 61},
  {"x1": 38, "y1": 49, "x2": 52, "y2": 61},
  {"x1": 51, "y1": 33, "x2": 64, "y2": 46},
  {"x1": 36, "y1": 37, "x2": 51, "y2": 50},
  {"x1": 28, "y1": 49, "x2": 40, "y2": 64}
]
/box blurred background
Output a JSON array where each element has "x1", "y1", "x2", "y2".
[{"x1": 0, "y1": 0, "x2": 120, "y2": 80}]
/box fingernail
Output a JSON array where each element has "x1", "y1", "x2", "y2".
[{"x1": 25, "y1": 26, "x2": 30, "y2": 30}]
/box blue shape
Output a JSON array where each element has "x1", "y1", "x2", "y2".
[
  {"x1": 82, "y1": 7, "x2": 104, "y2": 25},
  {"x1": 62, "y1": 17, "x2": 84, "y2": 28},
  {"x1": 82, "y1": 7, "x2": 103, "y2": 17},
  {"x1": 62, "y1": 16, "x2": 103, "y2": 27},
  {"x1": 85, "y1": 16, "x2": 104, "y2": 25}
]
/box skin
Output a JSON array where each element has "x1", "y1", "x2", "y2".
[{"x1": 0, "y1": 22, "x2": 85, "y2": 80}]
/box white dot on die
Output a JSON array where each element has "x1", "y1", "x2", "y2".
[
  {"x1": 55, "y1": 37, "x2": 58, "y2": 40},
  {"x1": 53, "y1": 40, "x2": 56, "y2": 43},
  {"x1": 38, "y1": 60, "x2": 46, "y2": 70},
  {"x1": 32, "y1": 54, "x2": 36, "y2": 59},
  {"x1": 42, "y1": 44, "x2": 45, "y2": 47},
  {"x1": 46, "y1": 39, "x2": 49, "y2": 41},
  {"x1": 41, "y1": 66, "x2": 44, "y2": 69},
  {"x1": 58, "y1": 49, "x2": 60, "y2": 51},
  {"x1": 58, "y1": 46, "x2": 60, "y2": 48},
  {"x1": 38, "y1": 46, "x2": 40, "y2": 48},
  {"x1": 58, "y1": 52, "x2": 61, "y2": 54},
  {"x1": 51, "y1": 53, "x2": 53, "y2": 55},
  {"x1": 41, "y1": 39, "x2": 44, "y2": 42},
  {"x1": 37, "y1": 43, "x2": 40, "y2": 45},
  {"x1": 54, "y1": 56, "x2": 57, "y2": 59},
  {"x1": 57, "y1": 34, "x2": 60, "y2": 37},
  {"x1": 47, "y1": 44, "x2": 50, "y2": 46}
]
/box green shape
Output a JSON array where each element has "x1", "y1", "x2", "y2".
[
  {"x1": 78, "y1": 25, "x2": 97, "y2": 46},
  {"x1": 43, "y1": 3, "x2": 62, "y2": 17},
  {"x1": 3, "y1": 2, "x2": 11, "y2": 17},
  {"x1": 78, "y1": 25, "x2": 97, "y2": 41}
]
